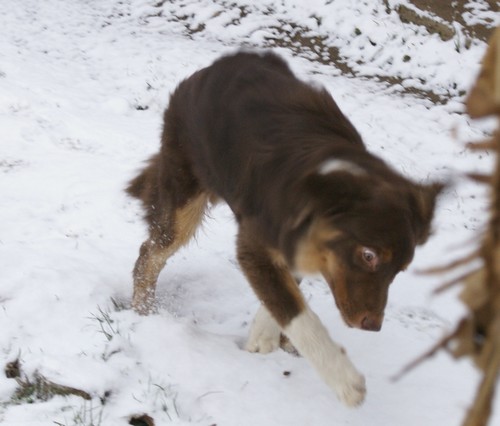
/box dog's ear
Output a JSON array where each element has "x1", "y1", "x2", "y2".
[{"x1": 410, "y1": 182, "x2": 445, "y2": 245}]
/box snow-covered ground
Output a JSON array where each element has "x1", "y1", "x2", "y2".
[{"x1": 0, "y1": 0, "x2": 499, "y2": 425}]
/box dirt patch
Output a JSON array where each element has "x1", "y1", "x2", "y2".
[
  {"x1": 270, "y1": 0, "x2": 497, "y2": 104},
  {"x1": 408, "y1": 0, "x2": 497, "y2": 42},
  {"x1": 396, "y1": 4, "x2": 456, "y2": 41}
]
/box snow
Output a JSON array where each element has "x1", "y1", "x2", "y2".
[{"x1": 0, "y1": 0, "x2": 499, "y2": 425}]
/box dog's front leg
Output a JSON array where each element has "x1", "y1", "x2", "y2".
[
  {"x1": 237, "y1": 226, "x2": 366, "y2": 407},
  {"x1": 246, "y1": 304, "x2": 282, "y2": 353},
  {"x1": 246, "y1": 304, "x2": 299, "y2": 355},
  {"x1": 284, "y1": 307, "x2": 366, "y2": 406}
]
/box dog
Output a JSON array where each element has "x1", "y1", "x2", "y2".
[{"x1": 126, "y1": 51, "x2": 442, "y2": 407}]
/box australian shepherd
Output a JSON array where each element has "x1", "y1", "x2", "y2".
[{"x1": 127, "y1": 51, "x2": 442, "y2": 406}]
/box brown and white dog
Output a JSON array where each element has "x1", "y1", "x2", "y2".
[{"x1": 127, "y1": 51, "x2": 442, "y2": 406}]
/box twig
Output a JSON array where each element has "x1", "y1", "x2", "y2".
[
  {"x1": 390, "y1": 322, "x2": 462, "y2": 382},
  {"x1": 415, "y1": 249, "x2": 479, "y2": 275}
]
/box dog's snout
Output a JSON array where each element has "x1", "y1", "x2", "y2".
[{"x1": 361, "y1": 315, "x2": 382, "y2": 332}]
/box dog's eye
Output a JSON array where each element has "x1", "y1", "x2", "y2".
[{"x1": 361, "y1": 247, "x2": 379, "y2": 270}]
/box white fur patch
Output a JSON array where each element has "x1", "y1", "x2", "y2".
[
  {"x1": 284, "y1": 308, "x2": 366, "y2": 407},
  {"x1": 318, "y1": 159, "x2": 366, "y2": 177},
  {"x1": 245, "y1": 305, "x2": 282, "y2": 354}
]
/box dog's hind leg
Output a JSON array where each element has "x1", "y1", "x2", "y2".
[
  {"x1": 237, "y1": 224, "x2": 366, "y2": 406},
  {"x1": 132, "y1": 191, "x2": 208, "y2": 314}
]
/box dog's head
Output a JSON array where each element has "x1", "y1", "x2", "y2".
[{"x1": 293, "y1": 163, "x2": 442, "y2": 331}]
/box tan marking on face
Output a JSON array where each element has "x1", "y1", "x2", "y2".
[
  {"x1": 292, "y1": 218, "x2": 372, "y2": 329},
  {"x1": 320, "y1": 252, "x2": 350, "y2": 320},
  {"x1": 293, "y1": 218, "x2": 343, "y2": 274}
]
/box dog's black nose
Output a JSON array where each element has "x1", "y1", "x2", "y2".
[{"x1": 361, "y1": 316, "x2": 382, "y2": 332}]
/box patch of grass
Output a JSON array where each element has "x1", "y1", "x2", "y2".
[
  {"x1": 10, "y1": 372, "x2": 92, "y2": 405},
  {"x1": 88, "y1": 305, "x2": 119, "y2": 342},
  {"x1": 54, "y1": 399, "x2": 105, "y2": 426},
  {"x1": 3, "y1": 358, "x2": 111, "y2": 426},
  {"x1": 3, "y1": 357, "x2": 97, "y2": 415},
  {"x1": 132, "y1": 378, "x2": 179, "y2": 422}
]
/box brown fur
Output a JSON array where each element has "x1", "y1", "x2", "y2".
[{"x1": 127, "y1": 50, "x2": 441, "y2": 332}]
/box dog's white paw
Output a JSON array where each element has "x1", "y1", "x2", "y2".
[
  {"x1": 246, "y1": 329, "x2": 280, "y2": 353},
  {"x1": 245, "y1": 305, "x2": 281, "y2": 354},
  {"x1": 331, "y1": 354, "x2": 366, "y2": 407}
]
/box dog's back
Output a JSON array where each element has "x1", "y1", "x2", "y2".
[
  {"x1": 167, "y1": 52, "x2": 366, "y2": 236},
  {"x1": 173, "y1": 52, "x2": 364, "y2": 189}
]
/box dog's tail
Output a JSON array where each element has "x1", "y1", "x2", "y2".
[
  {"x1": 126, "y1": 170, "x2": 148, "y2": 199},
  {"x1": 126, "y1": 154, "x2": 159, "y2": 204}
]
